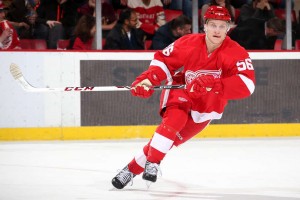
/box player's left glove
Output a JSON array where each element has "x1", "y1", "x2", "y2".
[
  {"x1": 186, "y1": 75, "x2": 223, "y2": 98},
  {"x1": 211, "y1": 78, "x2": 223, "y2": 95}
]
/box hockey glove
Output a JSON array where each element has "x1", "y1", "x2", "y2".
[
  {"x1": 211, "y1": 78, "x2": 223, "y2": 95},
  {"x1": 131, "y1": 78, "x2": 154, "y2": 98},
  {"x1": 186, "y1": 75, "x2": 221, "y2": 99},
  {"x1": 131, "y1": 70, "x2": 162, "y2": 98}
]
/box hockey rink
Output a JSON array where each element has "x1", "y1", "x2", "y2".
[{"x1": 0, "y1": 138, "x2": 300, "y2": 200}]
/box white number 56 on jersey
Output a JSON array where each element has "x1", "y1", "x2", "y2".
[
  {"x1": 237, "y1": 58, "x2": 254, "y2": 71},
  {"x1": 162, "y1": 42, "x2": 174, "y2": 56}
]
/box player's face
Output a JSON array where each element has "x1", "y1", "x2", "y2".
[{"x1": 204, "y1": 19, "x2": 229, "y2": 45}]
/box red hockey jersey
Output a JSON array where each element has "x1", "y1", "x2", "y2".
[
  {"x1": 148, "y1": 34, "x2": 255, "y2": 123},
  {"x1": 127, "y1": 0, "x2": 166, "y2": 35},
  {"x1": 0, "y1": 20, "x2": 20, "y2": 50}
]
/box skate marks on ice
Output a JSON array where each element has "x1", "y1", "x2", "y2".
[
  {"x1": 1, "y1": 139, "x2": 300, "y2": 200},
  {"x1": 110, "y1": 178, "x2": 300, "y2": 200}
]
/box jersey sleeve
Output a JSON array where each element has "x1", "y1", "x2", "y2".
[
  {"x1": 221, "y1": 49, "x2": 256, "y2": 100},
  {"x1": 146, "y1": 35, "x2": 191, "y2": 83}
]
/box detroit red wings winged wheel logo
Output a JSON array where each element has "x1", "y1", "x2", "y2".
[{"x1": 185, "y1": 69, "x2": 222, "y2": 84}]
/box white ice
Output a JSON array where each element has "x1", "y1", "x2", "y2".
[{"x1": 0, "y1": 137, "x2": 300, "y2": 200}]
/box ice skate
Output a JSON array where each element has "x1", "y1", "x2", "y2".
[
  {"x1": 142, "y1": 161, "x2": 161, "y2": 183},
  {"x1": 111, "y1": 166, "x2": 135, "y2": 189}
]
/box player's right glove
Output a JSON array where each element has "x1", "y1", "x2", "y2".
[
  {"x1": 131, "y1": 70, "x2": 162, "y2": 98},
  {"x1": 131, "y1": 78, "x2": 154, "y2": 98}
]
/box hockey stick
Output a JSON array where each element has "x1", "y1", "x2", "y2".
[{"x1": 9, "y1": 63, "x2": 186, "y2": 92}]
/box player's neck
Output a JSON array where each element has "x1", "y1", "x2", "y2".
[{"x1": 205, "y1": 39, "x2": 221, "y2": 55}]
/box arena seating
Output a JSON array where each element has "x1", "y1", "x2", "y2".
[
  {"x1": 274, "y1": 39, "x2": 283, "y2": 50},
  {"x1": 57, "y1": 39, "x2": 70, "y2": 50},
  {"x1": 19, "y1": 39, "x2": 47, "y2": 50},
  {"x1": 295, "y1": 40, "x2": 300, "y2": 50},
  {"x1": 274, "y1": 9, "x2": 297, "y2": 23},
  {"x1": 144, "y1": 40, "x2": 152, "y2": 50}
]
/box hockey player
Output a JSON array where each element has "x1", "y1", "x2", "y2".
[{"x1": 111, "y1": 5, "x2": 255, "y2": 189}]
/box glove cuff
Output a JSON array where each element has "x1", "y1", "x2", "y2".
[
  {"x1": 146, "y1": 66, "x2": 166, "y2": 85},
  {"x1": 133, "y1": 67, "x2": 166, "y2": 87}
]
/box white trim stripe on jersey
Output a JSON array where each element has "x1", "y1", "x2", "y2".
[
  {"x1": 134, "y1": 150, "x2": 147, "y2": 168},
  {"x1": 150, "y1": 132, "x2": 174, "y2": 154},
  {"x1": 161, "y1": 79, "x2": 175, "y2": 110},
  {"x1": 238, "y1": 74, "x2": 255, "y2": 94},
  {"x1": 191, "y1": 110, "x2": 223, "y2": 123},
  {"x1": 161, "y1": 84, "x2": 171, "y2": 109},
  {"x1": 150, "y1": 59, "x2": 172, "y2": 82}
]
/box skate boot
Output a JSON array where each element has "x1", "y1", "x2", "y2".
[
  {"x1": 142, "y1": 160, "x2": 161, "y2": 182},
  {"x1": 112, "y1": 166, "x2": 135, "y2": 189}
]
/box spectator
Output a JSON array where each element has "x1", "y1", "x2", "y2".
[
  {"x1": 152, "y1": 14, "x2": 191, "y2": 49},
  {"x1": 230, "y1": 0, "x2": 250, "y2": 8},
  {"x1": 161, "y1": 0, "x2": 180, "y2": 10},
  {"x1": 6, "y1": 0, "x2": 30, "y2": 23},
  {"x1": 238, "y1": 0, "x2": 275, "y2": 25},
  {"x1": 7, "y1": 0, "x2": 62, "y2": 49},
  {"x1": 181, "y1": 0, "x2": 211, "y2": 19},
  {"x1": 229, "y1": 17, "x2": 285, "y2": 49},
  {"x1": 201, "y1": 0, "x2": 235, "y2": 26},
  {"x1": 58, "y1": 0, "x2": 86, "y2": 40},
  {"x1": 269, "y1": 0, "x2": 294, "y2": 9},
  {"x1": 104, "y1": 8, "x2": 145, "y2": 50},
  {"x1": 78, "y1": 0, "x2": 117, "y2": 38},
  {"x1": 127, "y1": 0, "x2": 166, "y2": 39},
  {"x1": 0, "y1": 1, "x2": 20, "y2": 49},
  {"x1": 35, "y1": 0, "x2": 64, "y2": 49},
  {"x1": 111, "y1": 0, "x2": 127, "y2": 10},
  {"x1": 5, "y1": 0, "x2": 34, "y2": 34},
  {"x1": 70, "y1": 14, "x2": 96, "y2": 50},
  {"x1": 17, "y1": 9, "x2": 41, "y2": 39}
]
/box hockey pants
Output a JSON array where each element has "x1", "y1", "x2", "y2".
[{"x1": 128, "y1": 105, "x2": 210, "y2": 175}]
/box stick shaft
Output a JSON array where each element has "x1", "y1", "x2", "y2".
[{"x1": 10, "y1": 63, "x2": 186, "y2": 92}]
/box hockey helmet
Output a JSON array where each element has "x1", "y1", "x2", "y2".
[{"x1": 203, "y1": 5, "x2": 231, "y2": 22}]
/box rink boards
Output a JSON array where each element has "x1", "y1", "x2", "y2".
[{"x1": 0, "y1": 51, "x2": 299, "y2": 140}]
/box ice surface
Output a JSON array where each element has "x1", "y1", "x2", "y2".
[{"x1": 0, "y1": 138, "x2": 300, "y2": 200}]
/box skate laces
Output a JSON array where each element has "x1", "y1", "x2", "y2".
[
  {"x1": 145, "y1": 162, "x2": 162, "y2": 177},
  {"x1": 116, "y1": 167, "x2": 134, "y2": 186}
]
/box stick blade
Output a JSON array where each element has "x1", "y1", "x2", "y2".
[{"x1": 10, "y1": 63, "x2": 23, "y2": 80}]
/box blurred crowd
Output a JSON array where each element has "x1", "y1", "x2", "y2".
[{"x1": 0, "y1": 0, "x2": 300, "y2": 50}]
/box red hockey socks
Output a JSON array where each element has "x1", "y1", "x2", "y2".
[
  {"x1": 128, "y1": 106, "x2": 189, "y2": 173},
  {"x1": 147, "y1": 106, "x2": 189, "y2": 163}
]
